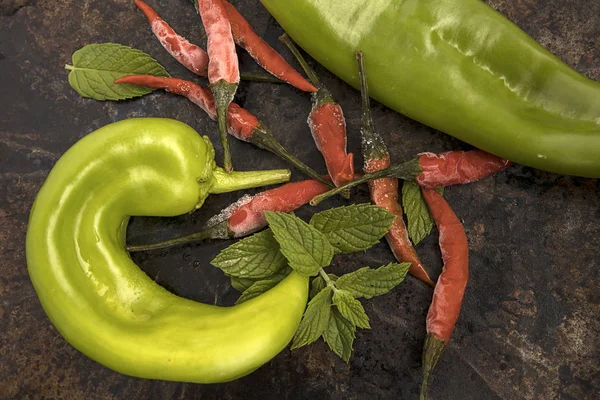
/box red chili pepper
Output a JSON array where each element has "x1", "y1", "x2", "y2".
[
  {"x1": 114, "y1": 75, "x2": 333, "y2": 187},
  {"x1": 356, "y1": 51, "x2": 434, "y2": 287},
  {"x1": 417, "y1": 150, "x2": 512, "y2": 189},
  {"x1": 311, "y1": 150, "x2": 511, "y2": 205},
  {"x1": 222, "y1": 0, "x2": 317, "y2": 93},
  {"x1": 127, "y1": 178, "x2": 333, "y2": 252},
  {"x1": 279, "y1": 34, "x2": 354, "y2": 187},
  {"x1": 135, "y1": 0, "x2": 209, "y2": 76},
  {"x1": 197, "y1": 0, "x2": 239, "y2": 172},
  {"x1": 419, "y1": 187, "x2": 469, "y2": 400}
]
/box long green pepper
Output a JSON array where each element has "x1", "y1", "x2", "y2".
[
  {"x1": 26, "y1": 118, "x2": 308, "y2": 383},
  {"x1": 261, "y1": 0, "x2": 600, "y2": 178}
]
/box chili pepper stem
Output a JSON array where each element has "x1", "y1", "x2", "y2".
[
  {"x1": 240, "y1": 71, "x2": 283, "y2": 83},
  {"x1": 127, "y1": 220, "x2": 229, "y2": 252},
  {"x1": 250, "y1": 127, "x2": 334, "y2": 188},
  {"x1": 356, "y1": 50, "x2": 388, "y2": 161},
  {"x1": 210, "y1": 167, "x2": 290, "y2": 194},
  {"x1": 211, "y1": 80, "x2": 238, "y2": 172},
  {"x1": 310, "y1": 158, "x2": 422, "y2": 205},
  {"x1": 420, "y1": 334, "x2": 448, "y2": 400},
  {"x1": 279, "y1": 33, "x2": 320, "y2": 87}
]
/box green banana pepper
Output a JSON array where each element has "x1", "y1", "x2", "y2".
[
  {"x1": 261, "y1": 0, "x2": 600, "y2": 178},
  {"x1": 26, "y1": 118, "x2": 308, "y2": 383}
]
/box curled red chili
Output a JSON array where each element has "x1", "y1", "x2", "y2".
[
  {"x1": 419, "y1": 187, "x2": 469, "y2": 400},
  {"x1": 127, "y1": 178, "x2": 333, "y2": 252},
  {"x1": 222, "y1": 0, "x2": 316, "y2": 93},
  {"x1": 198, "y1": 0, "x2": 239, "y2": 172},
  {"x1": 135, "y1": 0, "x2": 209, "y2": 76},
  {"x1": 311, "y1": 150, "x2": 511, "y2": 205},
  {"x1": 356, "y1": 51, "x2": 434, "y2": 287},
  {"x1": 280, "y1": 34, "x2": 354, "y2": 187},
  {"x1": 114, "y1": 75, "x2": 332, "y2": 187}
]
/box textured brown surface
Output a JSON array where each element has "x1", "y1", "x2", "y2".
[{"x1": 0, "y1": 0, "x2": 599, "y2": 399}]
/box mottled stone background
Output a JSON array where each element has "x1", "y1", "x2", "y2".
[{"x1": 0, "y1": 0, "x2": 598, "y2": 399}]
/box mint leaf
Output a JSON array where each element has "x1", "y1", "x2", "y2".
[
  {"x1": 323, "y1": 308, "x2": 356, "y2": 362},
  {"x1": 212, "y1": 230, "x2": 287, "y2": 279},
  {"x1": 291, "y1": 287, "x2": 332, "y2": 349},
  {"x1": 309, "y1": 273, "x2": 338, "y2": 299},
  {"x1": 266, "y1": 212, "x2": 334, "y2": 277},
  {"x1": 335, "y1": 262, "x2": 410, "y2": 299},
  {"x1": 333, "y1": 290, "x2": 370, "y2": 329},
  {"x1": 229, "y1": 276, "x2": 255, "y2": 292},
  {"x1": 235, "y1": 268, "x2": 291, "y2": 304},
  {"x1": 309, "y1": 204, "x2": 395, "y2": 254},
  {"x1": 229, "y1": 266, "x2": 291, "y2": 293},
  {"x1": 402, "y1": 182, "x2": 443, "y2": 245},
  {"x1": 66, "y1": 43, "x2": 170, "y2": 101}
]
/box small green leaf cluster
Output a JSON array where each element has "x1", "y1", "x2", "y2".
[
  {"x1": 402, "y1": 181, "x2": 444, "y2": 245},
  {"x1": 212, "y1": 204, "x2": 410, "y2": 361}
]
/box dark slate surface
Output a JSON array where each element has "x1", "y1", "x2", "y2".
[{"x1": 1, "y1": 0, "x2": 599, "y2": 399}]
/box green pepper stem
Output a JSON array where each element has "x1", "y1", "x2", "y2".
[
  {"x1": 211, "y1": 80, "x2": 238, "y2": 173},
  {"x1": 210, "y1": 167, "x2": 290, "y2": 194},
  {"x1": 356, "y1": 50, "x2": 389, "y2": 161},
  {"x1": 279, "y1": 33, "x2": 321, "y2": 87},
  {"x1": 240, "y1": 71, "x2": 284, "y2": 83},
  {"x1": 420, "y1": 334, "x2": 448, "y2": 400},
  {"x1": 309, "y1": 158, "x2": 422, "y2": 205},
  {"x1": 250, "y1": 126, "x2": 334, "y2": 188},
  {"x1": 127, "y1": 220, "x2": 230, "y2": 252}
]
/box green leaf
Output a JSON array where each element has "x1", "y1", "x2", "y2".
[
  {"x1": 402, "y1": 182, "x2": 443, "y2": 245},
  {"x1": 229, "y1": 266, "x2": 291, "y2": 293},
  {"x1": 309, "y1": 204, "x2": 395, "y2": 254},
  {"x1": 66, "y1": 43, "x2": 170, "y2": 101},
  {"x1": 309, "y1": 273, "x2": 338, "y2": 298},
  {"x1": 212, "y1": 230, "x2": 287, "y2": 279},
  {"x1": 323, "y1": 308, "x2": 356, "y2": 362},
  {"x1": 291, "y1": 287, "x2": 332, "y2": 349},
  {"x1": 229, "y1": 276, "x2": 255, "y2": 292},
  {"x1": 335, "y1": 262, "x2": 410, "y2": 299},
  {"x1": 265, "y1": 212, "x2": 334, "y2": 277},
  {"x1": 333, "y1": 290, "x2": 370, "y2": 329},
  {"x1": 235, "y1": 269, "x2": 291, "y2": 304}
]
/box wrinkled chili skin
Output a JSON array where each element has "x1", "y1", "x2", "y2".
[
  {"x1": 135, "y1": 0, "x2": 209, "y2": 76},
  {"x1": 198, "y1": 0, "x2": 239, "y2": 85},
  {"x1": 228, "y1": 179, "x2": 330, "y2": 237},
  {"x1": 222, "y1": 1, "x2": 316, "y2": 93},
  {"x1": 115, "y1": 75, "x2": 257, "y2": 142},
  {"x1": 261, "y1": 0, "x2": 600, "y2": 178},
  {"x1": 421, "y1": 188, "x2": 469, "y2": 342},
  {"x1": 309, "y1": 103, "x2": 354, "y2": 187},
  {"x1": 366, "y1": 158, "x2": 434, "y2": 287},
  {"x1": 417, "y1": 150, "x2": 511, "y2": 189}
]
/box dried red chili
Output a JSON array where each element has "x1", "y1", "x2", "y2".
[
  {"x1": 311, "y1": 151, "x2": 511, "y2": 205},
  {"x1": 279, "y1": 34, "x2": 355, "y2": 187},
  {"x1": 222, "y1": 1, "x2": 317, "y2": 93},
  {"x1": 198, "y1": 0, "x2": 239, "y2": 172},
  {"x1": 114, "y1": 75, "x2": 332, "y2": 187},
  {"x1": 127, "y1": 178, "x2": 333, "y2": 252},
  {"x1": 419, "y1": 187, "x2": 469, "y2": 399},
  {"x1": 356, "y1": 50, "x2": 434, "y2": 287}
]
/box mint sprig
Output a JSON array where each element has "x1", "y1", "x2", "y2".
[
  {"x1": 66, "y1": 43, "x2": 170, "y2": 101},
  {"x1": 211, "y1": 205, "x2": 412, "y2": 362},
  {"x1": 402, "y1": 181, "x2": 443, "y2": 245}
]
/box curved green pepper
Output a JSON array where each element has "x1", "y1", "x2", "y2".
[
  {"x1": 261, "y1": 0, "x2": 600, "y2": 178},
  {"x1": 26, "y1": 118, "x2": 308, "y2": 383}
]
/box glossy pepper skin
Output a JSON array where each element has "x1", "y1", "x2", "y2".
[
  {"x1": 26, "y1": 118, "x2": 308, "y2": 383},
  {"x1": 261, "y1": 0, "x2": 600, "y2": 178}
]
